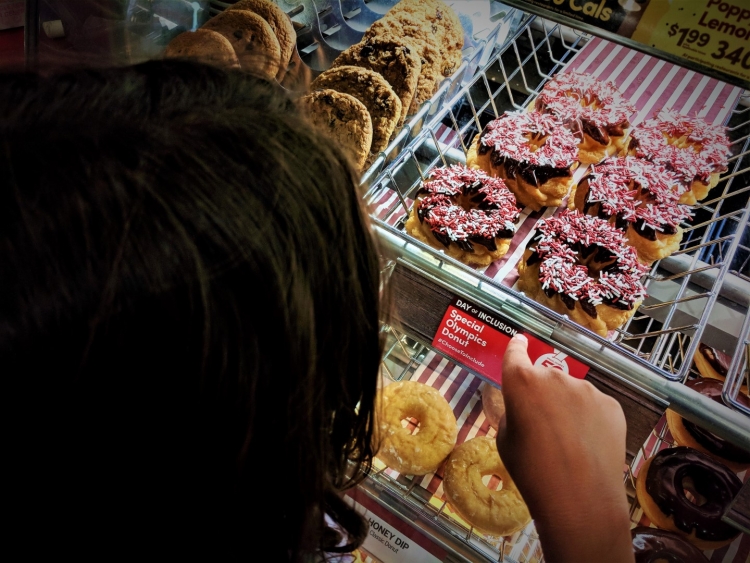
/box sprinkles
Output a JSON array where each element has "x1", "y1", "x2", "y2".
[
  {"x1": 535, "y1": 71, "x2": 636, "y2": 130},
  {"x1": 583, "y1": 156, "x2": 692, "y2": 233},
  {"x1": 629, "y1": 109, "x2": 731, "y2": 187},
  {"x1": 480, "y1": 111, "x2": 579, "y2": 169},
  {"x1": 416, "y1": 164, "x2": 520, "y2": 250},
  {"x1": 532, "y1": 210, "x2": 648, "y2": 310}
]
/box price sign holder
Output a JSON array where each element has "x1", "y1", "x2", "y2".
[
  {"x1": 431, "y1": 296, "x2": 589, "y2": 385},
  {"x1": 501, "y1": 0, "x2": 749, "y2": 90}
]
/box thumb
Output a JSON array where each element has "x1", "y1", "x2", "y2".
[{"x1": 502, "y1": 333, "x2": 532, "y2": 383}]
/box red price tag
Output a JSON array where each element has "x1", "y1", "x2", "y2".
[{"x1": 431, "y1": 297, "x2": 589, "y2": 385}]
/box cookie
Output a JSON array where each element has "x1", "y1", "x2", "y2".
[
  {"x1": 330, "y1": 36, "x2": 420, "y2": 127},
  {"x1": 311, "y1": 66, "x2": 401, "y2": 156},
  {"x1": 298, "y1": 89, "x2": 373, "y2": 171},
  {"x1": 364, "y1": 17, "x2": 442, "y2": 115},
  {"x1": 228, "y1": 0, "x2": 296, "y2": 75},
  {"x1": 394, "y1": 0, "x2": 464, "y2": 76},
  {"x1": 163, "y1": 29, "x2": 240, "y2": 69},
  {"x1": 203, "y1": 9, "x2": 281, "y2": 80}
]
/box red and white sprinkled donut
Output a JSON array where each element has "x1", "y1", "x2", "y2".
[
  {"x1": 517, "y1": 209, "x2": 648, "y2": 336},
  {"x1": 466, "y1": 111, "x2": 579, "y2": 211},
  {"x1": 571, "y1": 156, "x2": 692, "y2": 264},
  {"x1": 534, "y1": 71, "x2": 636, "y2": 165},
  {"x1": 626, "y1": 109, "x2": 731, "y2": 205},
  {"x1": 405, "y1": 164, "x2": 520, "y2": 266}
]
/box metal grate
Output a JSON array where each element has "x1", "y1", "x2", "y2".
[{"x1": 363, "y1": 17, "x2": 750, "y2": 409}]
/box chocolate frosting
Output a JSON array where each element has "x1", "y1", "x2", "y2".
[
  {"x1": 631, "y1": 526, "x2": 708, "y2": 563},
  {"x1": 681, "y1": 379, "x2": 750, "y2": 464},
  {"x1": 644, "y1": 447, "x2": 741, "y2": 542},
  {"x1": 698, "y1": 343, "x2": 730, "y2": 377}
]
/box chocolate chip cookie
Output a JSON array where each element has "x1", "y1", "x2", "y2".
[
  {"x1": 330, "y1": 36, "x2": 420, "y2": 127},
  {"x1": 228, "y1": 0, "x2": 296, "y2": 75},
  {"x1": 203, "y1": 9, "x2": 281, "y2": 80},
  {"x1": 298, "y1": 89, "x2": 373, "y2": 171},
  {"x1": 164, "y1": 29, "x2": 240, "y2": 69},
  {"x1": 312, "y1": 66, "x2": 401, "y2": 156}
]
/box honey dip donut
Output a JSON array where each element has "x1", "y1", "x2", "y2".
[
  {"x1": 375, "y1": 381, "x2": 457, "y2": 475},
  {"x1": 467, "y1": 111, "x2": 579, "y2": 211},
  {"x1": 480, "y1": 383, "x2": 505, "y2": 429},
  {"x1": 570, "y1": 156, "x2": 692, "y2": 264},
  {"x1": 631, "y1": 527, "x2": 709, "y2": 563},
  {"x1": 666, "y1": 378, "x2": 750, "y2": 472},
  {"x1": 517, "y1": 210, "x2": 648, "y2": 337},
  {"x1": 443, "y1": 436, "x2": 531, "y2": 536},
  {"x1": 404, "y1": 164, "x2": 520, "y2": 266},
  {"x1": 625, "y1": 109, "x2": 731, "y2": 205},
  {"x1": 635, "y1": 447, "x2": 742, "y2": 551},
  {"x1": 534, "y1": 71, "x2": 636, "y2": 165}
]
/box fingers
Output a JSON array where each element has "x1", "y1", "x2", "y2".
[{"x1": 502, "y1": 333, "x2": 532, "y2": 381}]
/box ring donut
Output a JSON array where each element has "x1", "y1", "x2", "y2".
[
  {"x1": 635, "y1": 447, "x2": 742, "y2": 551},
  {"x1": 467, "y1": 111, "x2": 579, "y2": 211},
  {"x1": 666, "y1": 379, "x2": 750, "y2": 472},
  {"x1": 625, "y1": 109, "x2": 731, "y2": 205},
  {"x1": 404, "y1": 164, "x2": 520, "y2": 266},
  {"x1": 570, "y1": 156, "x2": 692, "y2": 264},
  {"x1": 517, "y1": 209, "x2": 648, "y2": 336},
  {"x1": 631, "y1": 526, "x2": 708, "y2": 563},
  {"x1": 443, "y1": 436, "x2": 531, "y2": 536},
  {"x1": 534, "y1": 71, "x2": 636, "y2": 165},
  {"x1": 375, "y1": 381, "x2": 457, "y2": 475}
]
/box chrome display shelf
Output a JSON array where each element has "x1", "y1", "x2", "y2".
[{"x1": 364, "y1": 16, "x2": 750, "y2": 447}]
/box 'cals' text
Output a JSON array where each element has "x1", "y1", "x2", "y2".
[{"x1": 541, "y1": 0, "x2": 613, "y2": 22}]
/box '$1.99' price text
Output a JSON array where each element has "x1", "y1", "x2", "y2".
[{"x1": 668, "y1": 24, "x2": 750, "y2": 69}]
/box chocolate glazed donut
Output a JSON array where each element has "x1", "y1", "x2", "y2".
[
  {"x1": 631, "y1": 527, "x2": 708, "y2": 563},
  {"x1": 639, "y1": 447, "x2": 741, "y2": 549}
]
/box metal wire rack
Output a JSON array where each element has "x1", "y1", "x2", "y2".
[
  {"x1": 368, "y1": 325, "x2": 749, "y2": 563},
  {"x1": 363, "y1": 16, "x2": 750, "y2": 405}
]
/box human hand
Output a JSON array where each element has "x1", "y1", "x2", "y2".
[{"x1": 495, "y1": 334, "x2": 634, "y2": 563}]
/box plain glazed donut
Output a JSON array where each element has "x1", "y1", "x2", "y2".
[
  {"x1": 625, "y1": 109, "x2": 731, "y2": 205},
  {"x1": 517, "y1": 210, "x2": 648, "y2": 337},
  {"x1": 467, "y1": 111, "x2": 579, "y2": 211},
  {"x1": 635, "y1": 447, "x2": 742, "y2": 551},
  {"x1": 375, "y1": 381, "x2": 457, "y2": 475},
  {"x1": 480, "y1": 383, "x2": 505, "y2": 429},
  {"x1": 404, "y1": 164, "x2": 520, "y2": 266},
  {"x1": 570, "y1": 156, "x2": 691, "y2": 264},
  {"x1": 631, "y1": 527, "x2": 709, "y2": 563},
  {"x1": 534, "y1": 71, "x2": 636, "y2": 165},
  {"x1": 666, "y1": 379, "x2": 750, "y2": 472},
  {"x1": 443, "y1": 436, "x2": 531, "y2": 536}
]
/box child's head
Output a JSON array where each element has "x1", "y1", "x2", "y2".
[{"x1": 0, "y1": 60, "x2": 381, "y2": 559}]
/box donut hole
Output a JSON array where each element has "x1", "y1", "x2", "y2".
[
  {"x1": 681, "y1": 475, "x2": 708, "y2": 507},
  {"x1": 400, "y1": 417, "x2": 420, "y2": 435},
  {"x1": 481, "y1": 473, "x2": 503, "y2": 492},
  {"x1": 524, "y1": 133, "x2": 548, "y2": 153}
]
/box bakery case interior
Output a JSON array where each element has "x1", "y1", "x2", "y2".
[{"x1": 22, "y1": 1, "x2": 750, "y2": 561}]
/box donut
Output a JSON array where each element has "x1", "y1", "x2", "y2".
[
  {"x1": 480, "y1": 383, "x2": 505, "y2": 429},
  {"x1": 625, "y1": 109, "x2": 731, "y2": 205},
  {"x1": 466, "y1": 111, "x2": 579, "y2": 211},
  {"x1": 534, "y1": 71, "x2": 636, "y2": 165},
  {"x1": 404, "y1": 164, "x2": 520, "y2": 266},
  {"x1": 666, "y1": 378, "x2": 750, "y2": 472},
  {"x1": 375, "y1": 381, "x2": 457, "y2": 475},
  {"x1": 443, "y1": 436, "x2": 531, "y2": 536},
  {"x1": 635, "y1": 447, "x2": 742, "y2": 551},
  {"x1": 570, "y1": 156, "x2": 692, "y2": 264},
  {"x1": 517, "y1": 209, "x2": 648, "y2": 337},
  {"x1": 631, "y1": 527, "x2": 709, "y2": 563}
]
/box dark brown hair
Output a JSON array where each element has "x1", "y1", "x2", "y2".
[{"x1": 0, "y1": 60, "x2": 381, "y2": 560}]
